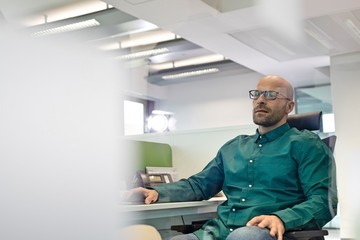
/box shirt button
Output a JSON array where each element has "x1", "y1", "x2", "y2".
[
  {"x1": 248, "y1": 184, "x2": 253, "y2": 188},
  {"x1": 230, "y1": 228, "x2": 233, "y2": 232},
  {"x1": 249, "y1": 160, "x2": 253, "y2": 163},
  {"x1": 241, "y1": 198, "x2": 246, "y2": 202},
  {"x1": 258, "y1": 144, "x2": 262, "y2": 147},
  {"x1": 232, "y1": 208, "x2": 236, "y2": 212}
]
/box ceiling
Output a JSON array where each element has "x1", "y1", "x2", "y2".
[
  {"x1": 2, "y1": 0, "x2": 360, "y2": 87},
  {"x1": 108, "y1": 0, "x2": 360, "y2": 86}
]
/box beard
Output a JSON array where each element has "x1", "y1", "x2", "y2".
[{"x1": 253, "y1": 108, "x2": 286, "y2": 127}]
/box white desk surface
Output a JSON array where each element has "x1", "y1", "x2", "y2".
[{"x1": 120, "y1": 197, "x2": 226, "y2": 220}]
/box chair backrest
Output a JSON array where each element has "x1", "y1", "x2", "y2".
[
  {"x1": 322, "y1": 135, "x2": 337, "y2": 153},
  {"x1": 288, "y1": 111, "x2": 336, "y2": 153},
  {"x1": 287, "y1": 111, "x2": 322, "y2": 131},
  {"x1": 285, "y1": 112, "x2": 337, "y2": 240}
]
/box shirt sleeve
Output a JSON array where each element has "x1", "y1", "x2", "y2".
[
  {"x1": 272, "y1": 133, "x2": 338, "y2": 230},
  {"x1": 152, "y1": 152, "x2": 225, "y2": 203}
]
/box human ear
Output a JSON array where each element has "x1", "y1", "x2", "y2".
[{"x1": 287, "y1": 101, "x2": 295, "y2": 113}]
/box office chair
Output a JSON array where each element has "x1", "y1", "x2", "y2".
[
  {"x1": 172, "y1": 111, "x2": 337, "y2": 240},
  {"x1": 287, "y1": 111, "x2": 322, "y2": 131},
  {"x1": 284, "y1": 111, "x2": 337, "y2": 240}
]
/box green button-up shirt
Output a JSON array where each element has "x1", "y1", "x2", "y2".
[{"x1": 153, "y1": 123, "x2": 337, "y2": 240}]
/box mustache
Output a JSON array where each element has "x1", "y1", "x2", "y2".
[{"x1": 254, "y1": 106, "x2": 270, "y2": 112}]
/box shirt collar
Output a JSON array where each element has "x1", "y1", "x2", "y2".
[{"x1": 255, "y1": 123, "x2": 291, "y2": 144}]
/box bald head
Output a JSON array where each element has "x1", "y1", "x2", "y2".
[
  {"x1": 252, "y1": 75, "x2": 295, "y2": 134},
  {"x1": 257, "y1": 75, "x2": 294, "y2": 100}
]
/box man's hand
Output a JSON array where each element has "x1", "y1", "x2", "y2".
[
  {"x1": 121, "y1": 187, "x2": 159, "y2": 204},
  {"x1": 246, "y1": 215, "x2": 285, "y2": 240}
]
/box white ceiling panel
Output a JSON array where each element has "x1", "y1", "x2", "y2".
[{"x1": 4, "y1": 0, "x2": 360, "y2": 86}]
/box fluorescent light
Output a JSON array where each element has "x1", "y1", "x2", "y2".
[
  {"x1": 22, "y1": 16, "x2": 47, "y2": 27},
  {"x1": 174, "y1": 54, "x2": 225, "y2": 67},
  {"x1": 98, "y1": 42, "x2": 120, "y2": 51},
  {"x1": 117, "y1": 47, "x2": 169, "y2": 60},
  {"x1": 22, "y1": 0, "x2": 111, "y2": 27},
  {"x1": 149, "y1": 62, "x2": 174, "y2": 71},
  {"x1": 46, "y1": 1, "x2": 110, "y2": 23},
  {"x1": 120, "y1": 30, "x2": 180, "y2": 48},
  {"x1": 162, "y1": 68, "x2": 219, "y2": 80},
  {"x1": 32, "y1": 19, "x2": 100, "y2": 37},
  {"x1": 149, "y1": 54, "x2": 225, "y2": 71}
]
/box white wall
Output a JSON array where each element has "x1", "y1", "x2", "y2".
[
  {"x1": 331, "y1": 51, "x2": 360, "y2": 239},
  {"x1": 154, "y1": 72, "x2": 263, "y2": 131},
  {"x1": 123, "y1": 62, "x2": 168, "y2": 100}
]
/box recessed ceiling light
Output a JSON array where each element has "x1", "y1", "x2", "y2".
[
  {"x1": 32, "y1": 19, "x2": 100, "y2": 37},
  {"x1": 162, "y1": 68, "x2": 219, "y2": 80},
  {"x1": 117, "y1": 47, "x2": 169, "y2": 60}
]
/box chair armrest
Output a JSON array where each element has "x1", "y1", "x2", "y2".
[{"x1": 284, "y1": 229, "x2": 328, "y2": 240}]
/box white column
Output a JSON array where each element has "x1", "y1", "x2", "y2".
[{"x1": 331, "y1": 51, "x2": 360, "y2": 239}]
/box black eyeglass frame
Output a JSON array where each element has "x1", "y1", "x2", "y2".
[{"x1": 249, "y1": 90, "x2": 292, "y2": 101}]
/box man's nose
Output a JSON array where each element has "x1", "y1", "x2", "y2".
[{"x1": 256, "y1": 93, "x2": 267, "y2": 103}]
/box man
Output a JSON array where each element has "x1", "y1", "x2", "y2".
[{"x1": 127, "y1": 75, "x2": 337, "y2": 240}]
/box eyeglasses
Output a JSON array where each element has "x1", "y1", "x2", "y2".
[{"x1": 249, "y1": 90, "x2": 291, "y2": 101}]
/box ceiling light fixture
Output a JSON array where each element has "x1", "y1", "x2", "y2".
[
  {"x1": 149, "y1": 54, "x2": 225, "y2": 71},
  {"x1": 99, "y1": 42, "x2": 121, "y2": 51},
  {"x1": 32, "y1": 19, "x2": 100, "y2": 37},
  {"x1": 23, "y1": 0, "x2": 111, "y2": 27},
  {"x1": 117, "y1": 47, "x2": 169, "y2": 60},
  {"x1": 149, "y1": 62, "x2": 174, "y2": 71},
  {"x1": 162, "y1": 68, "x2": 219, "y2": 80},
  {"x1": 174, "y1": 54, "x2": 225, "y2": 68},
  {"x1": 120, "y1": 30, "x2": 181, "y2": 48}
]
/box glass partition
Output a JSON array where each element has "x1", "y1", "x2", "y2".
[{"x1": 295, "y1": 84, "x2": 335, "y2": 133}]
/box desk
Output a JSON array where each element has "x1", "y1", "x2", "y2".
[
  {"x1": 121, "y1": 197, "x2": 225, "y2": 220},
  {"x1": 120, "y1": 197, "x2": 226, "y2": 236}
]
